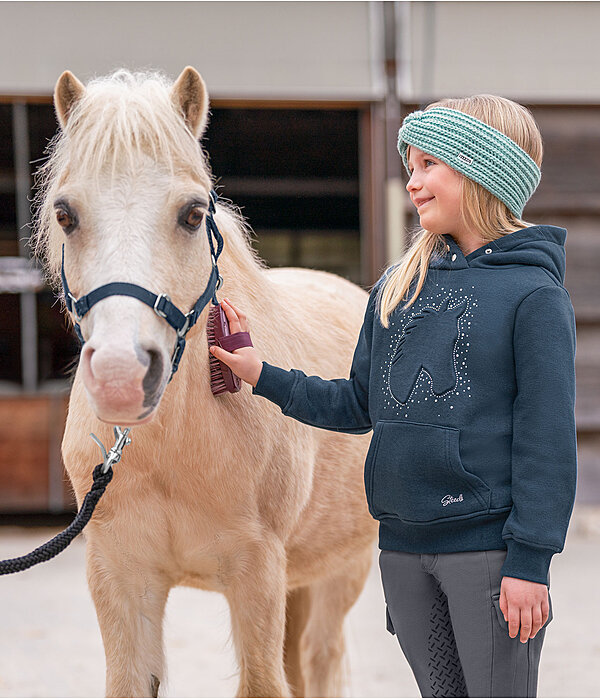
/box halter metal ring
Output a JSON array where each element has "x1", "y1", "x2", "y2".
[
  {"x1": 153, "y1": 293, "x2": 171, "y2": 319},
  {"x1": 177, "y1": 311, "x2": 194, "y2": 339},
  {"x1": 68, "y1": 293, "x2": 82, "y2": 322}
]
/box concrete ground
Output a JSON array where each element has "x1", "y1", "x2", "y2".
[{"x1": 1, "y1": 504, "x2": 599, "y2": 698}]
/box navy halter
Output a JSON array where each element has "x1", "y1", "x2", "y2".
[{"x1": 60, "y1": 189, "x2": 224, "y2": 383}]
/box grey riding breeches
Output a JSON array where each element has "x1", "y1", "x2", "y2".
[{"x1": 379, "y1": 548, "x2": 553, "y2": 698}]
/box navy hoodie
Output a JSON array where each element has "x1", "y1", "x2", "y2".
[{"x1": 252, "y1": 225, "x2": 577, "y2": 586}]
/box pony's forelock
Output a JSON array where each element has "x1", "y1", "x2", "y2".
[{"x1": 62, "y1": 69, "x2": 208, "y2": 177}]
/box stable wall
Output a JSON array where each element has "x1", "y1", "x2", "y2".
[
  {"x1": 0, "y1": 2, "x2": 597, "y2": 102},
  {"x1": 407, "y1": 1, "x2": 600, "y2": 103},
  {"x1": 0, "y1": 1, "x2": 381, "y2": 99}
]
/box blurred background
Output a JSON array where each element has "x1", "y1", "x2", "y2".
[{"x1": 0, "y1": 1, "x2": 598, "y2": 696}]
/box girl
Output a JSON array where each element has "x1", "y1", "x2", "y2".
[{"x1": 209, "y1": 95, "x2": 577, "y2": 698}]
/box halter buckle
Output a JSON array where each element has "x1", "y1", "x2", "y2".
[
  {"x1": 177, "y1": 311, "x2": 194, "y2": 339},
  {"x1": 153, "y1": 293, "x2": 171, "y2": 319},
  {"x1": 68, "y1": 293, "x2": 82, "y2": 322}
]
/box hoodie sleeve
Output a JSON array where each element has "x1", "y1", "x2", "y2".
[
  {"x1": 500, "y1": 285, "x2": 577, "y2": 586},
  {"x1": 250, "y1": 281, "x2": 381, "y2": 435}
]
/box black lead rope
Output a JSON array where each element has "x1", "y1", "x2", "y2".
[
  {"x1": 0, "y1": 426, "x2": 131, "y2": 576},
  {"x1": 0, "y1": 462, "x2": 112, "y2": 575}
]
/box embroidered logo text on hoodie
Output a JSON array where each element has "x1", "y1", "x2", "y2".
[{"x1": 252, "y1": 225, "x2": 577, "y2": 586}]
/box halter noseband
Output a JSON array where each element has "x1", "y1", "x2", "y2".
[{"x1": 60, "y1": 189, "x2": 224, "y2": 383}]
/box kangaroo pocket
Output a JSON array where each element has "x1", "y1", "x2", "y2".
[{"x1": 364, "y1": 420, "x2": 492, "y2": 524}]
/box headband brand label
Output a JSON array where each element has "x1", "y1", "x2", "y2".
[{"x1": 457, "y1": 152, "x2": 473, "y2": 164}]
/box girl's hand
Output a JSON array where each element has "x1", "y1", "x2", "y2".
[
  {"x1": 209, "y1": 298, "x2": 264, "y2": 387},
  {"x1": 500, "y1": 576, "x2": 550, "y2": 643}
]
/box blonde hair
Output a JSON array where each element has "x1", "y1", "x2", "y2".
[{"x1": 376, "y1": 94, "x2": 543, "y2": 328}]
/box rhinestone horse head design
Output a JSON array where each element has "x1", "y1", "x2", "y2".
[{"x1": 390, "y1": 297, "x2": 468, "y2": 404}]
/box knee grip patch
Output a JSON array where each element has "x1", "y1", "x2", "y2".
[{"x1": 427, "y1": 585, "x2": 468, "y2": 697}]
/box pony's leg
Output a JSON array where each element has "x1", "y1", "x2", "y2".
[
  {"x1": 86, "y1": 542, "x2": 170, "y2": 697},
  {"x1": 225, "y1": 535, "x2": 291, "y2": 698},
  {"x1": 301, "y1": 545, "x2": 373, "y2": 697},
  {"x1": 283, "y1": 586, "x2": 311, "y2": 697}
]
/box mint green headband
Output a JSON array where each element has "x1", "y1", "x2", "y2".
[{"x1": 397, "y1": 107, "x2": 541, "y2": 218}]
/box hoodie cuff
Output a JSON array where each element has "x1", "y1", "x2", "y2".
[
  {"x1": 251, "y1": 361, "x2": 298, "y2": 411},
  {"x1": 499, "y1": 539, "x2": 555, "y2": 586}
]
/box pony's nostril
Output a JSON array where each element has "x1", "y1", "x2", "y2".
[
  {"x1": 135, "y1": 345, "x2": 151, "y2": 368},
  {"x1": 81, "y1": 343, "x2": 96, "y2": 380},
  {"x1": 142, "y1": 348, "x2": 164, "y2": 404}
]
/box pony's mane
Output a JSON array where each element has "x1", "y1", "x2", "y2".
[{"x1": 31, "y1": 69, "x2": 268, "y2": 291}]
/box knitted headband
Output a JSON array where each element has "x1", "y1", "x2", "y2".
[{"x1": 397, "y1": 107, "x2": 541, "y2": 218}]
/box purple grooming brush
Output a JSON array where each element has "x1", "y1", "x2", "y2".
[{"x1": 206, "y1": 301, "x2": 254, "y2": 395}]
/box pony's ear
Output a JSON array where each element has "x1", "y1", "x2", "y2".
[
  {"x1": 171, "y1": 66, "x2": 209, "y2": 138},
  {"x1": 54, "y1": 70, "x2": 86, "y2": 128}
]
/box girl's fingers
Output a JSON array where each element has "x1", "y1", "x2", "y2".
[
  {"x1": 531, "y1": 604, "x2": 543, "y2": 638},
  {"x1": 223, "y1": 297, "x2": 244, "y2": 316},
  {"x1": 209, "y1": 343, "x2": 263, "y2": 387},
  {"x1": 499, "y1": 590, "x2": 507, "y2": 620},
  {"x1": 209, "y1": 344, "x2": 235, "y2": 363},
  {"x1": 222, "y1": 297, "x2": 248, "y2": 332},
  {"x1": 540, "y1": 598, "x2": 550, "y2": 629},
  {"x1": 519, "y1": 607, "x2": 532, "y2": 643},
  {"x1": 507, "y1": 604, "x2": 519, "y2": 639},
  {"x1": 220, "y1": 299, "x2": 243, "y2": 333}
]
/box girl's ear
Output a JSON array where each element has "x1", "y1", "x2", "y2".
[
  {"x1": 170, "y1": 66, "x2": 209, "y2": 139},
  {"x1": 54, "y1": 70, "x2": 86, "y2": 129}
]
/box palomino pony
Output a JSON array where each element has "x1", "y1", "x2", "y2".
[{"x1": 33, "y1": 66, "x2": 377, "y2": 697}]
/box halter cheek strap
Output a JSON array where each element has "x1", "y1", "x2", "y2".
[{"x1": 61, "y1": 189, "x2": 224, "y2": 383}]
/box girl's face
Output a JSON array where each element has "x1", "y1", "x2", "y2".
[{"x1": 405, "y1": 146, "x2": 466, "y2": 238}]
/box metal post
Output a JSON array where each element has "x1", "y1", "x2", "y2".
[
  {"x1": 420, "y1": 1, "x2": 437, "y2": 105},
  {"x1": 383, "y1": 1, "x2": 407, "y2": 267},
  {"x1": 359, "y1": 102, "x2": 387, "y2": 286},
  {"x1": 12, "y1": 101, "x2": 38, "y2": 393}
]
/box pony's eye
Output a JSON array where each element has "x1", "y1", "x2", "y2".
[
  {"x1": 54, "y1": 202, "x2": 78, "y2": 234},
  {"x1": 181, "y1": 205, "x2": 205, "y2": 231},
  {"x1": 56, "y1": 209, "x2": 72, "y2": 228}
]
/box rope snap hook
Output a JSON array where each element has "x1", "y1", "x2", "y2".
[{"x1": 90, "y1": 426, "x2": 133, "y2": 473}]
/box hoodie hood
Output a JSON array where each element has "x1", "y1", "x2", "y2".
[{"x1": 430, "y1": 225, "x2": 567, "y2": 284}]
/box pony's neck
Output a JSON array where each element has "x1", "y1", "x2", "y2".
[{"x1": 211, "y1": 205, "x2": 271, "y2": 307}]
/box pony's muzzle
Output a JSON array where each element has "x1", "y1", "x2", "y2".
[{"x1": 80, "y1": 341, "x2": 166, "y2": 424}]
